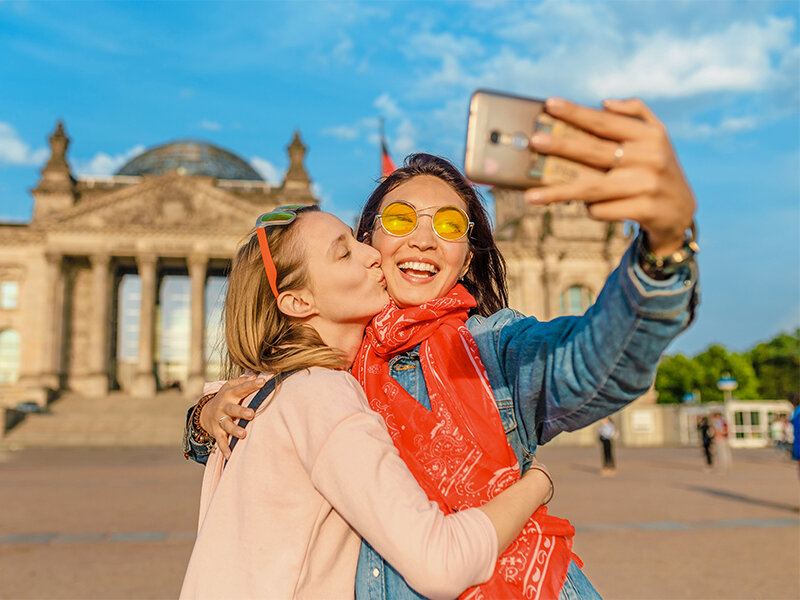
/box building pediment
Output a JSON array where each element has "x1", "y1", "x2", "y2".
[{"x1": 53, "y1": 173, "x2": 266, "y2": 234}]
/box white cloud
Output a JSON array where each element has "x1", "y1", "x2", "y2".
[
  {"x1": 331, "y1": 35, "x2": 355, "y2": 64},
  {"x1": 404, "y1": 31, "x2": 483, "y2": 60},
  {"x1": 0, "y1": 122, "x2": 48, "y2": 166},
  {"x1": 587, "y1": 17, "x2": 796, "y2": 99},
  {"x1": 393, "y1": 118, "x2": 417, "y2": 156},
  {"x1": 374, "y1": 93, "x2": 403, "y2": 119},
  {"x1": 673, "y1": 115, "x2": 760, "y2": 140},
  {"x1": 407, "y1": 13, "x2": 798, "y2": 103},
  {"x1": 322, "y1": 125, "x2": 360, "y2": 141},
  {"x1": 76, "y1": 145, "x2": 146, "y2": 177},
  {"x1": 199, "y1": 119, "x2": 222, "y2": 131},
  {"x1": 311, "y1": 181, "x2": 332, "y2": 206},
  {"x1": 250, "y1": 156, "x2": 283, "y2": 184}
]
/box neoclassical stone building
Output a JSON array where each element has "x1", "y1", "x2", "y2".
[
  {"x1": 0, "y1": 123, "x2": 629, "y2": 407},
  {"x1": 0, "y1": 123, "x2": 315, "y2": 405}
]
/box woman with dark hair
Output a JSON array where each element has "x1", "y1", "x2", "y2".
[
  {"x1": 184, "y1": 97, "x2": 699, "y2": 599},
  {"x1": 180, "y1": 206, "x2": 555, "y2": 599}
]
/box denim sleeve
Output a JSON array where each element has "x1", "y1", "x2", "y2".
[
  {"x1": 471, "y1": 234, "x2": 698, "y2": 448},
  {"x1": 182, "y1": 405, "x2": 213, "y2": 465}
]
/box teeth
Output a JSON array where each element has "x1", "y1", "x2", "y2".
[{"x1": 398, "y1": 261, "x2": 439, "y2": 275}]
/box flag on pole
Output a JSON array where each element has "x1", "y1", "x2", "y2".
[{"x1": 380, "y1": 118, "x2": 396, "y2": 179}]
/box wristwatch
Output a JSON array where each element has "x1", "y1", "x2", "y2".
[{"x1": 637, "y1": 223, "x2": 699, "y2": 281}]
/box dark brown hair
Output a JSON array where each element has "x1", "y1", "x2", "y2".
[{"x1": 355, "y1": 153, "x2": 508, "y2": 316}]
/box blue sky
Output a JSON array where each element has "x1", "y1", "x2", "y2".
[{"x1": 1, "y1": 0, "x2": 798, "y2": 357}]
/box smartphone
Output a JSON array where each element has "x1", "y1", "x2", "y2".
[{"x1": 464, "y1": 89, "x2": 602, "y2": 189}]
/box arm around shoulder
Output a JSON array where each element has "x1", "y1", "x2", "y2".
[{"x1": 292, "y1": 371, "x2": 498, "y2": 599}]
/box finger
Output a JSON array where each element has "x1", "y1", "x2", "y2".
[
  {"x1": 217, "y1": 430, "x2": 231, "y2": 460},
  {"x1": 230, "y1": 376, "x2": 267, "y2": 398},
  {"x1": 602, "y1": 98, "x2": 661, "y2": 125},
  {"x1": 225, "y1": 402, "x2": 255, "y2": 421},
  {"x1": 524, "y1": 168, "x2": 655, "y2": 205},
  {"x1": 530, "y1": 132, "x2": 619, "y2": 170},
  {"x1": 219, "y1": 415, "x2": 247, "y2": 440},
  {"x1": 584, "y1": 196, "x2": 654, "y2": 224},
  {"x1": 545, "y1": 97, "x2": 651, "y2": 142},
  {"x1": 216, "y1": 374, "x2": 257, "y2": 394}
]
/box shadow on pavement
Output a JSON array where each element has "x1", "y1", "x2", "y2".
[
  {"x1": 569, "y1": 463, "x2": 601, "y2": 475},
  {"x1": 680, "y1": 484, "x2": 800, "y2": 514}
]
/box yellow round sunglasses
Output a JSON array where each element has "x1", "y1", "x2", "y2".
[{"x1": 375, "y1": 200, "x2": 473, "y2": 242}]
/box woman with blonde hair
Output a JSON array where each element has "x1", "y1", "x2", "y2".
[{"x1": 179, "y1": 205, "x2": 555, "y2": 599}]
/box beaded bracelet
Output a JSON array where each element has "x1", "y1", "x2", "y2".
[
  {"x1": 192, "y1": 393, "x2": 217, "y2": 442},
  {"x1": 182, "y1": 393, "x2": 217, "y2": 459},
  {"x1": 638, "y1": 222, "x2": 699, "y2": 281}
]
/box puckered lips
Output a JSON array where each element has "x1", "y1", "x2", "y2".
[{"x1": 396, "y1": 257, "x2": 440, "y2": 283}]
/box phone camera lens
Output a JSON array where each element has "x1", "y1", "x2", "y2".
[
  {"x1": 512, "y1": 133, "x2": 529, "y2": 150},
  {"x1": 490, "y1": 131, "x2": 500, "y2": 144}
]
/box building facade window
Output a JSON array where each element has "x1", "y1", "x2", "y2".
[
  {"x1": 559, "y1": 285, "x2": 592, "y2": 316},
  {"x1": 1, "y1": 281, "x2": 19, "y2": 309},
  {"x1": 0, "y1": 329, "x2": 21, "y2": 384}
]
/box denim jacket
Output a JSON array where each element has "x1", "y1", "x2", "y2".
[
  {"x1": 185, "y1": 237, "x2": 698, "y2": 599},
  {"x1": 354, "y1": 238, "x2": 697, "y2": 600}
]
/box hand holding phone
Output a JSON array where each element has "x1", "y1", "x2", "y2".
[
  {"x1": 464, "y1": 90, "x2": 696, "y2": 257},
  {"x1": 464, "y1": 90, "x2": 603, "y2": 190}
]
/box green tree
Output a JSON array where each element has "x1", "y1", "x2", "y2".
[
  {"x1": 655, "y1": 354, "x2": 702, "y2": 404},
  {"x1": 656, "y1": 344, "x2": 761, "y2": 404},
  {"x1": 749, "y1": 329, "x2": 799, "y2": 404},
  {"x1": 693, "y1": 344, "x2": 760, "y2": 403}
]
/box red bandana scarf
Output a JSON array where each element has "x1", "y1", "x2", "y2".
[{"x1": 353, "y1": 284, "x2": 577, "y2": 600}]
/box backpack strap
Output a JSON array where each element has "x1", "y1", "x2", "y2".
[{"x1": 225, "y1": 370, "x2": 299, "y2": 464}]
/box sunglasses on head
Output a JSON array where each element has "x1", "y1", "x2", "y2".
[
  {"x1": 255, "y1": 205, "x2": 308, "y2": 298},
  {"x1": 375, "y1": 200, "x2": 473, "y2": 242}
]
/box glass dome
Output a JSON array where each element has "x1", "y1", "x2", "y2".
[{"x1": 116, "y1": 140, "x2": 263, "y2": 181}]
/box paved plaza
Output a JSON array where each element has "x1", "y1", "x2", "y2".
[{"x1": 0, "y1": 444, "x2": 797, "y2": 599}]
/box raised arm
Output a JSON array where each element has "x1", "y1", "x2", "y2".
[{"x1": 469, "y1": 97, "x2": 698, "y2": 455}]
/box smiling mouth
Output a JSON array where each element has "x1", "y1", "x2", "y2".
[{"x1": 397, "y1": 261, "x2": 439, "y2": 279}]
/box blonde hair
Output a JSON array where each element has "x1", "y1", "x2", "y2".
[{"x1": 223, "y1": 206, "x2": 346, "y2": 378}]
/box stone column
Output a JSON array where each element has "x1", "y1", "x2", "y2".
[
  {"x1": 84, "y1": 254, "x2": 111, "y2": 397},
  {"x1": 540, "y1": 249, "x2": 560, "y2": 320},
  {"x1": 19, "y1": 252, "x2": 63, "y2": 406},
  {"x1": 43, "y1": 252, "x2": 64, "y2": 391},
  {"x1": 133, "y1": 254, "x2": 157, "y2": 397},
  {"x1": 187, "y1": 255, "x2": 207, "y2": 396}
]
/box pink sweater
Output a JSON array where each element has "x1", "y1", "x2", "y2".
[{"x1": 180, "y1": 368, "x2": 497, "y2": 600}]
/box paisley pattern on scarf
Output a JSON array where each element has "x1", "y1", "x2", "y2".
[{"x1": 353, "y1": 285, "x2": 576, "y2": 600}]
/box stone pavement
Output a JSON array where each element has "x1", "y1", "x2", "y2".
[{"x1": 0, "y1": 445, "x2": 797, "y2": 599}]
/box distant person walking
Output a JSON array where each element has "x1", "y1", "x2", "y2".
[
  {"x1": 711, "y1": 412, "x2": 732, "y2": 473},
  {"x1": 771, "y1": 415, "x2": 786, "y2": 454},
  {"x1": 782, "y1": 415, "x2": 795, "y2": 458},
  {"x1": 598, "y1": 418, "x2": 617, "y2": 477},
  {"x1": 697, "y1": 416, "x2": 714, "y2": 470}
]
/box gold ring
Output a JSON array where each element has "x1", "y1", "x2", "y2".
[
  {"x1": 610, "y1": 143, "x2": 625, "y2": 168},
  {"x1": 218, "y1": 416, "x2": 230, "y2": 426}
]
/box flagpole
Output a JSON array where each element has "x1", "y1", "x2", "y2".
[{"x1": 379, "y1": 116, "x2": 385, "y2": 179}]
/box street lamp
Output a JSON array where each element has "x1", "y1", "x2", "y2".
[{"x1": 717, "y1": 373, "x2": 738, "y2": 404}]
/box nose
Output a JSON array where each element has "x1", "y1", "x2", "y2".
[
  {"x1": 408, "y1": 214, "x2": 437, "y2": 250},
  {"x1": 360, "y1": 241, "x2": 382, "y2": 269}
]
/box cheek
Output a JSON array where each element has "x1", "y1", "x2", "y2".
[
  {"x1": 445, "y1": 245, "x2": 470, "y2": 275},
  {"x1": 370, "y1": 232, "x2": 399, "y2": 263}
]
